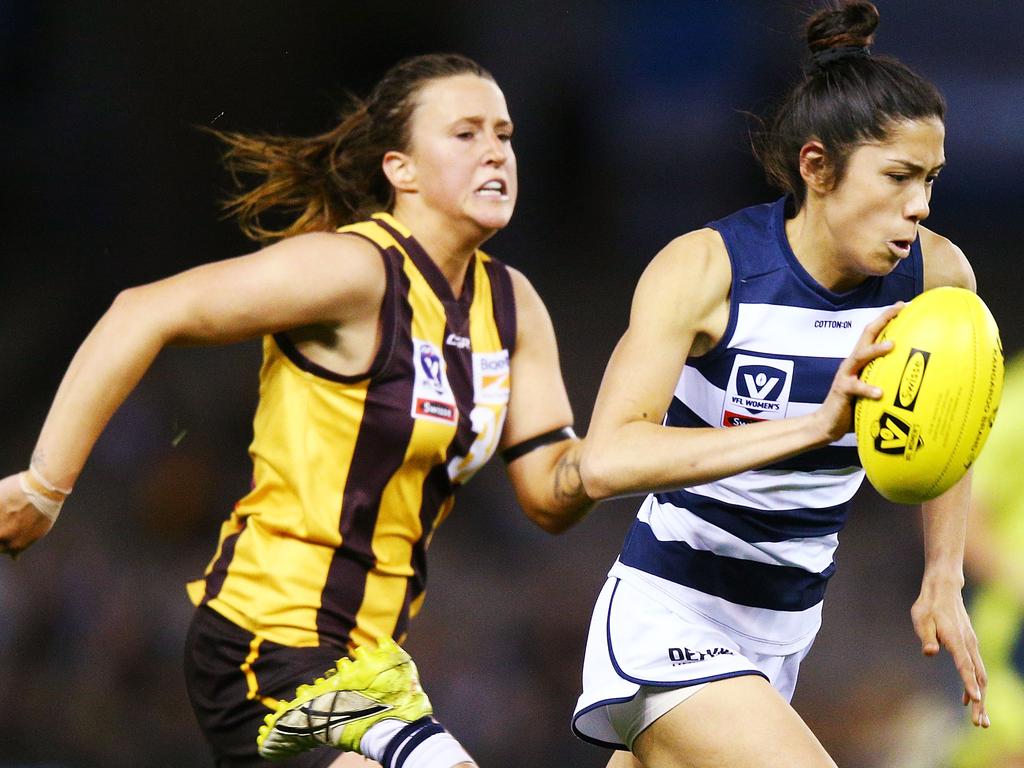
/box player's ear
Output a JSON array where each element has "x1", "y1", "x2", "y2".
[
  {"x1": 383, "y1": 151, "x2": 417, "y2": 192},
  {"x1": 798, "y1": 140, "x2": 834, "y2": 194}
]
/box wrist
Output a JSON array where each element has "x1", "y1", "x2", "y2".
[
  {"x1": 19, "y1": 464, "x2": 72, "y2": 522},
  {"x1": 920, "y1": 566, "x2": 965, "y2": 592}
]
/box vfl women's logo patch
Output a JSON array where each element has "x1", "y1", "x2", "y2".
[
  {"x1": 411, "y1": 339, "x2": 458, "y2": 424},
  {"x1": 721, "y1": 354, "x2": 794, "y2": 426}
]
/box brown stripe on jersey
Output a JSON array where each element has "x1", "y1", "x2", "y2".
[
  {"x1": 198, "y1": 517, "x2": 248, "y2": 605},
  {"x1": 482, "y1": 258, "x2": 517, "y2": 354},
  {"x1": 314, "y1": 244, "x2": 414, "y2": 646},
  {"x1": 399, "y1": 304, "x2": 479, "y2": 624},
  {"x1": 373, "y1": 216, "x2": 476, "y2": 315}
]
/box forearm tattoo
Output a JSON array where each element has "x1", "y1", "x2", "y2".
[{"x1": 553, "y1": 444, "x2": 586, "y2": 504}]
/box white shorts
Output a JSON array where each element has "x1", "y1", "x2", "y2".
[{"x1": 572, "y1": 576, "x2": 813, "y2": 751}]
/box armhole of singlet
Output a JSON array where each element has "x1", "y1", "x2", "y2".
[
  {"x1": 689, "y1": 225, "x2": 739, "y2": 363},
  {"x1": 271, "y1": 231, "x2": 400, "y2": 384}
]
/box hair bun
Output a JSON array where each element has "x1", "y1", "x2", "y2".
[{"x1": 806, "y1": 1, "x2": 880, "y2": 53}]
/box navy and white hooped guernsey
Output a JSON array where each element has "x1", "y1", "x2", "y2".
[{"x1": 610, "y1": 196, "x2": 923, "y2": 653}]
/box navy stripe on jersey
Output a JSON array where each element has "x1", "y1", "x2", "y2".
[
  {"x1": 619, "y1": 520, "x2": 834, "y2": 611},
  {"x1": 666, "y1": 396, "x2": 858, "y2": 471},
  {"x1": 689, "y1": 352, "x2": 844, "y2": 405},
  {"x1": 316, "y1": 247, "x2": 415, "y2": 644},
  {"x1": 654, "y1": 488, "x2": 849, "y2": 542}
]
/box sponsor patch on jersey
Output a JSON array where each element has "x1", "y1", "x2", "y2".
[
  {"x1": 411, "y1": 339, "x2": 458, "y2": 424},
  {"x1": 472, "y1": 349, "x2": 510, "y2": 404},
  {"x1": 721, "y1": 354, "x2": 793, "y2": 426}
]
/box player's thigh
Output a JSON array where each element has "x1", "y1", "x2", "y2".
[
  {"x1": 329, "y1": 755, "x2": 381, "y2": 767},
  {"x1": 607, "y1": 750, "x2": 644, "y2": 768},
  {"x1": 633, "y1": 675, "x2": 836, "y2": 768}
]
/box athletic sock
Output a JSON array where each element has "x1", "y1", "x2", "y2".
[{"x1": 359, "y1": 717, "x2": 475, "y2": 768}]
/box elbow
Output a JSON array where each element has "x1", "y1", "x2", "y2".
[
  {"x1": 523, "y1": 502, "x2": 588, "y2": 536},
  {"x1": 579, "y1": 442, "x2": 618, "y2": 501},
  {"x1": 108, "y1": 286, "x2": 177, "y2": 346}
]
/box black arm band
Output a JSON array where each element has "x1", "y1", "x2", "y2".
[{"x1": 501, "y1": 426, "x2": 577, "y2": 463}]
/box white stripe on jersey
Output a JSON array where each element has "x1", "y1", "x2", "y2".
[
  {"x1": 637, "y1": 494, "x2": 839, "y2": 572},
  {"x1": 685, "y1": 466, "x2": 864, "y2": 511},
  {"x1": 732, "y1": 303, "x2": 894, "y2": 357}
]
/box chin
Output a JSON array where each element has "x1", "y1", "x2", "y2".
[{"x1": 470, "y1": 209, "x2": 514, "y2": 233}]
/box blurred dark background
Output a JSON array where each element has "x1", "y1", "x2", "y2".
[{"x1": 2, "y1": 2, "x2": 1021, "y2": 766}]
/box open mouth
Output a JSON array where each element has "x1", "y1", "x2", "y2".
[
  {"x1": 888, "y1": 240, "x2": 912, "y2": 258},
  {"x1": 475, "y1": 180, "x2": 508, "y2": 200}
]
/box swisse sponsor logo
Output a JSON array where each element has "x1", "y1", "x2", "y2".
[
  {"x1": 410, "y1": 338, "x2": 458, "y2": 424},
  {"x1": 895, "y1": 348, "x2": 930, "y2": 411},
  {"x1": 415, "y1": 399, "x2": 456, "y2": 421},
  {"x1": 871, "y1": 411, "x2": 923, "y2": 459},
  {"x1": 723, "y1": 411, "x2": 767, "y2": 427},
  {"x1": 668, "y1": 646, "x2": 735, "y2": 665},
  {"x1": 814, "y1": 319, "x2": 853, "y2": 329}
]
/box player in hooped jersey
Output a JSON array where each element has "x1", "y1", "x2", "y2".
[
  {"x1": 0, "y1": 55, "x2": 593, "y2": 767},
  {"x1": 572, "y1": 4, "x2": 990, "y2": 767}
]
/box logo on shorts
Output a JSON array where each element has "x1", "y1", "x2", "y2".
[{"x1": 668, "y1": 647, "x2": 735, "y2": 665}]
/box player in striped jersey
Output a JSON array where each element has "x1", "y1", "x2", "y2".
[
  {"x1": 572, "y1": 4, "x2": 989, "y2": 767},
  {"x1": 0, "y1": 54, "x2": 593, "y2": 767}
]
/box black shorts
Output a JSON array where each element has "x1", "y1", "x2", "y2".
[{"x1": 184, "y1": 605, "x2": 348, "y2": 768}]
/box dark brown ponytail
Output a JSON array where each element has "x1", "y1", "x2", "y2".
[{"x1": 210, "y1": 53, "x2": 494, "y2": 243}]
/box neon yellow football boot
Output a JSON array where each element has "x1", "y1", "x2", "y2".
[{"x1": 257, "y1": 638, "x2": 433, "y2": 760}]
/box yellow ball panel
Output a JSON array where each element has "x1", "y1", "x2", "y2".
[{"x1": 854, "y1": 287, "x2": 1003, "y2": 504}]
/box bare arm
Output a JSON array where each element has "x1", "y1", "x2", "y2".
[
  {"x1": 580, "y1": 229, "x2": 897, "y2": 500},
  {"x1": 501, "y1": 268, "x2": 593, "y2": 534},
  {"x1": 0, "y1": 232, "x2": 384, "y2": 555},
  {"x1": 910, "y1": 228, "x2": 988, "y2": 727}
]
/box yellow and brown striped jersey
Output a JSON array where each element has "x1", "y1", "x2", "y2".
[{"x1": 187, "y1": 213, "x2": 516, "y2": 651}]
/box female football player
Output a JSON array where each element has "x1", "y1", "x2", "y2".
[
  {"x1": 0, "y1": 53, "x2": 592, "y2": 768},
  {"x1": 572, "y1": 3, "x2": 988, "y2": 767}
]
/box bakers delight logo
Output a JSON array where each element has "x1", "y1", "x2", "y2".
[
  {"x1": 721, "y1": 354, "x2": 794, "y2": 426},
  {"x1": 473, "y1": 350, "x2": 510, "y2": 405}
]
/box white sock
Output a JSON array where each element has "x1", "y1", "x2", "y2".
[{"x1": 359, "y1": 717, "x2": 475, "y2": 768}]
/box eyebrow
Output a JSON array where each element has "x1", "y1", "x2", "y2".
[
  {"x1": 451, "y1": 116, "x2": 514, "y2": 130},
  {"x1": 886, "y1": 159, "x2": 946, "y2": 174}
]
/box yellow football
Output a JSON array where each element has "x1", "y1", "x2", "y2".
[{"x1": 854, "y1": 287, "x2": 1004, "y2": 504}]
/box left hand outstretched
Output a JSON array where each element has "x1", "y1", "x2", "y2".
[{"x1": 911, "y1": 580, "x2": 990, "y2": 728}]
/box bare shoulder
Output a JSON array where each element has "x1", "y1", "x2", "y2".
[
  {"x1": 265, "y1": 230, "x2": 387, "y2": 322},
  {"x1": 649, "y1": 227, "x2": 730, "y2": 287},
  {"x1": 920, "y1": 226, "x2": 976, "y2": 291},
  {"x1": 633, "y1": 227, "x2": 732, "y2": 341},
  {"x1": 505, "y1": 265, "x2": 555, "y2": 335}
]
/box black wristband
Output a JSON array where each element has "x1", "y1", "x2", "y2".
[{"x1": 501, "y1": 426, "x2": 577, "y2": 463}]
